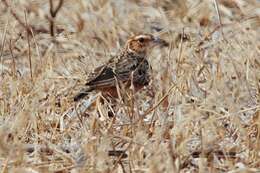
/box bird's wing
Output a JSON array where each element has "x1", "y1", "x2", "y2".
[
  {"x1": 114, "y1": 57, "x2": 139, "y2": 80},
  {"x1": 85, "y1": 55, "x2": 139, "y2": 88},
  {"x1": 85, "y1": 64, "x2": 116, "y2": 88}
]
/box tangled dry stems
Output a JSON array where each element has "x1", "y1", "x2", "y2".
[{"x1": 0, "y1": 0, "x2": 260, "y2": 172}]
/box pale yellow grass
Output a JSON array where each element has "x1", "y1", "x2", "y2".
[{"x1": 0, "y1": 0, "x2": 260, "y2": 172}]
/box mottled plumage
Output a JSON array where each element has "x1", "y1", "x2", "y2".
[{"x1": 74, "y1": 34, "x2": 168, "y2": 101}]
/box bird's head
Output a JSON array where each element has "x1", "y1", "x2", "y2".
[{"x1": 125, "y1": 34, "x2": 168, "y2": 56}]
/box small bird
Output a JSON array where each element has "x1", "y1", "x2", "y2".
[{"x1": 74, "y1": 34, "x2": 168, "y2": 101}]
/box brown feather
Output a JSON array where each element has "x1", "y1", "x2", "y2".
[{"x1": 74, "y1": 34, "x2": 168, "y2": 101}]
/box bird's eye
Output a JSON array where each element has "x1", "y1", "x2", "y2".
[{"x1": 138, "y1": 38, "x2": 145, "y2": 43}]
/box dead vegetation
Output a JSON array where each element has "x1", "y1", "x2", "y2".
[{"x1": 0, "y1": 0, "x2": 260, "y2": 172}]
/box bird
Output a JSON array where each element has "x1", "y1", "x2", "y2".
[{"x1": 74, "y1": 34, "x2": 168, "y2": 101}]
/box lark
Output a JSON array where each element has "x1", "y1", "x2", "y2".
[{"x1": 74, "y1": 34, "x2": 168, "y2": 101}]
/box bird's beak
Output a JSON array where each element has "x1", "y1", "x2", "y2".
[{"x1": 152, "y1": 37, "x2": 169, "y2": 47}]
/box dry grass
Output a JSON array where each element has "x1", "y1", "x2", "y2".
[{"x1": 0, "y1": 0, "x2": 260, "y2": 172}]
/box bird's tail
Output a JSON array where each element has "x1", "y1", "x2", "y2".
[{"x1": 74, "y1": 86, "x2": 94, "y2": 101}]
